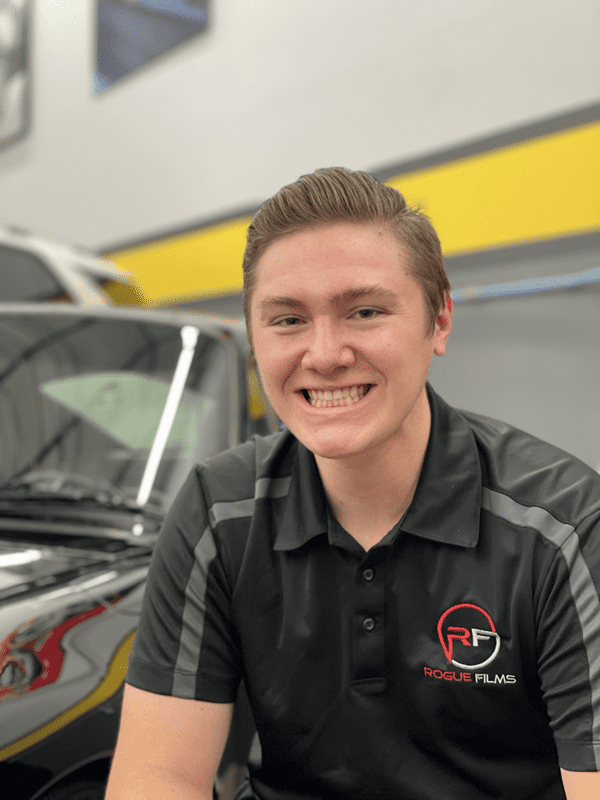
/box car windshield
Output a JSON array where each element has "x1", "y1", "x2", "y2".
[{"x1": 0, "y1": 312, "x2": 232, "y2": 512}]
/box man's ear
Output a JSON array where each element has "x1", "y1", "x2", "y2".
[{"x1": 433, "y1": 294, "x2": 452, "y2": 356}]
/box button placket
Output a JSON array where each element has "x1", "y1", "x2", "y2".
[{"x1": 352, "y1": 557, "x2": 385, "y2": 686}]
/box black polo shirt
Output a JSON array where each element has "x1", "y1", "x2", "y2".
[{"x1": 127, "y1": 385, "x2": 600, "y2": 800}]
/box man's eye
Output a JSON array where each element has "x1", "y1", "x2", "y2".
[
  {"x1": 275, "y1": 316, "x2": 302, "y2": 327},
  {"x1": 354, "y1": 308, "x2": 380, "y2": 319}
]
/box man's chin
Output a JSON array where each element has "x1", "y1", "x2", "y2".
[{"x1": 290, "y1": 427, "x2": 370, "y2": 462}]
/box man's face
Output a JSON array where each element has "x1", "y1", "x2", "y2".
[{"x1": 250, "y1": 222, "x2": 452, "y2": 464}]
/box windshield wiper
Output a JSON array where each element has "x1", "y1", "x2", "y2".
[{"x1": 0, "y1": 469, "x2": 140, "y2": 510}]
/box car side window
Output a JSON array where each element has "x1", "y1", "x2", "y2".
[{"x1": 0, "y1": 244, "x2": 70, "y2": 302}]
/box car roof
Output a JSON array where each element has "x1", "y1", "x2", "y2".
[
  {"x1": 0, "y1": 226, "x2": 132, "y2": 281},
  {"x1": 0, "y1": 301, "x2": 250, "y2": 347}
]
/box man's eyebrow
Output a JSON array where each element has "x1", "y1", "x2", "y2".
[
  {"x1": 335, "y1": 286, "x2": 397, "y2": 303},
  {"x1": 257, "y1": 296, "x2": 305, "y2": 315}
]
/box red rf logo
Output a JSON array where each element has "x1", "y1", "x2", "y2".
[{"x1": 437, "y1": 604, "x2": 500, "y2": 670}]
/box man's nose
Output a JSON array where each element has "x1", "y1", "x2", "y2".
[{"x1": 300, "y1": 319, "x2": 355, "y2": 373}]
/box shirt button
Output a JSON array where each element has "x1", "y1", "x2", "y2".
[
  {"x1": 363, "y1": 568, "x2": 375, "y2": 582},
  {"x1": 363, "y1": 617, "x2": 376, "y2": 632}
]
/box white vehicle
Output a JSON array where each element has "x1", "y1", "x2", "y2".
[{"x1": 0, "y1": 226, "x2": 143, "y2": 306}]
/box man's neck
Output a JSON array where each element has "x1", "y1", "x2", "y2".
[{"x1": 314, "y1": 396, "x2": 431, "y2": 550}]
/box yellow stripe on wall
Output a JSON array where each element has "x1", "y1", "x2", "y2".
[
  {"x1": 107, "y1": 216, "x2": 252, "y2": 305},
  {"x1": 106, "y1": 120, "x2": 600, "y2": 306},
  {"x1": 389, "y1": 120, "x2": 600, "y2": 257}
]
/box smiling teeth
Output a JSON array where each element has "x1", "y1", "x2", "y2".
[{"x1": 306, "y1": 385, "x2": 370, "y2": 408}]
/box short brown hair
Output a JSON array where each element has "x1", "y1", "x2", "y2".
[{"x1": 242, "y1": 166, "x2": 451, "y2": 334}]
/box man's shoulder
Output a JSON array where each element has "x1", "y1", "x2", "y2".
[
  {"x1": 195, "y1": 429, "x2": 296, "y2": 505},
  {"x1": 457, "y1": 406, "x2": 600, "y2": 524},
  {"x1": 457, "y1": 404, "x2": 594, "y2": 475}
]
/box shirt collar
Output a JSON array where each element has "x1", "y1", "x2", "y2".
[
  {"x1": 274, "y1": 442, "x2": 328, "y2": 551},
  {"x1": 274, "y1": 384, "x2": 482, "y2": 551},
  {"x1": 401, "y1": 385, "x2": 481, "y2": 547}
]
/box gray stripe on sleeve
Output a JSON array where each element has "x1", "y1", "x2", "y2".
[
  {"x1": 209, "y1": 477, "x2": 291, "y2": 526},
  {"x1": 210, "y1": 497, "x2": 255, "y2": 526},
  {"x1": 256, "y1": 476, "x2": 291, "y2": 499},
  {"x1": 172, "y1": 524, "x2": 217, "y2": 698},
  {"x1": 171, "y1": 477, "x2": 291, "y2": 698},
  {"x1": 482, "y1": 488, "x2": 600, "y2": 767}
]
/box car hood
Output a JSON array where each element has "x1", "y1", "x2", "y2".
[
  {"x1": 0, "y1": 533, "x2": 149, "y2": 757},
  {"x1": 0, "y1": 528, "x2": 152, "y2": 602}
]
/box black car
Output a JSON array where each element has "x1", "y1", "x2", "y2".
[{"x1": 0, "y1": 304, "x2": 274, "y2": 800}]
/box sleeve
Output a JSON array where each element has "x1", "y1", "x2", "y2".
[
  {"x1": 535, "y1": 508, "x2": 600, "y2": 771},
  {"x1": 126, "y1": 466, "x2": 243, "y2": 703}
]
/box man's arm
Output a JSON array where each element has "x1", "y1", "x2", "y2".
[
  {"x1": 561, "y1": 769, "x2": 600, "y2": 800},
  {"x1": 105, "y1": 684, "x2": 234, "y2": 800}
]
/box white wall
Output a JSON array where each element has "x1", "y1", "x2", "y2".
[{"x1": 0, "y1": 0, "x2": 598, "y2": 249}]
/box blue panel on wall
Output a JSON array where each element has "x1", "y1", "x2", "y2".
[{"x1": 95, "y1": 0, "x2": 209, "y2": 93}]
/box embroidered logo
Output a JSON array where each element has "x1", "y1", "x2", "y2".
[{"x1": 437, "y1": 603, "x2": 501, "y2": 671}]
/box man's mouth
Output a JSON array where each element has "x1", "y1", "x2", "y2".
[{"x1": 301, "y1": 384, "x2": 373, "y2": 408}]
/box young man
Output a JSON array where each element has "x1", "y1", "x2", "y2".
[{"x1": 106, "y1": 168, "x2": 600, "y2": 800}]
